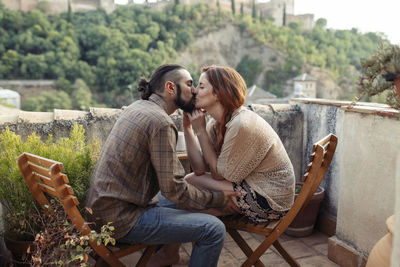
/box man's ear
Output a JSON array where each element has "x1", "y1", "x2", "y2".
[{"x1": 165, "y1": 81, "x2": 175, "y2": 95}]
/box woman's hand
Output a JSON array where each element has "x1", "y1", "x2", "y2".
[
  {"x1": 182, "y1": 112, "x2": 191, "y2": 131},
  {"x1": 187, "y1": 109, "x2": 207, "y2": 135}
]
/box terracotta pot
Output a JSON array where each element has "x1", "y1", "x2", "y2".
[
  {"x1": 366, "y1": 215, "x2": 394, "y2": 267},
  {"x1": 4, "y1": 237, "x2": 33, "y2": 266},
  {"x1": 285, "y1": 184, "x2": 325, "y2": 237},
  {"x1": 394, "y1": 76, "x2": 400, "y2": 100}
]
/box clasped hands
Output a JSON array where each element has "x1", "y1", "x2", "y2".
[{"x1": 183, "y1": 109, "x2": 207, "y2": 135}]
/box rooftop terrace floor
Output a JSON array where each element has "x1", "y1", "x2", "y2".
[{"x1": 120, "y1": 230, "x2": 339, "y2": 266}]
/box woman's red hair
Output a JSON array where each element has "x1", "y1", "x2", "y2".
[{"x1": 201, "y1": 66, "x2": 247, "y2": 153}]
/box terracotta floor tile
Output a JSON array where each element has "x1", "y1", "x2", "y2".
[
  {"x1": 313, "y1": 243, "x2": 329, "y2": 256},
  {"x1": 299, "y1": 231, "x2": 330, "y2": 246},
  {"x1": 297, "y1": 255, "x2": 340, "y2": 267},
  {"x1": 277, "y1": 240, "x2": 316, "y2": 259}
]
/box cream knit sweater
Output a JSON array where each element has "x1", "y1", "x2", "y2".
[{"x1": 207, "y1": 107, "x2": 295, "y2": 211}]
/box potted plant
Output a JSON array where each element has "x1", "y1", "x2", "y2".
[
  {"x1": 358, "y1": 43, "x2": 400, "y2": 109},
  {"x1": 26, "y1": 199, "x2": 115, "y2": 266},
  {"x1": 285, "y1": 182, "x2": 325, "y2": 237},
  {"x1": 0, "y1": 123, "x2": 100, "y2": 264}
]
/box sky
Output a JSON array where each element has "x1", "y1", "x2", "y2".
[{"x1": 114, "y1": 0, "x2": 400, "y2": 45}]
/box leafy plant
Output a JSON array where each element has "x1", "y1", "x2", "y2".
[
  {"x1": 26, "y1": 200, "x2": 115, "y2": 266},
  {"x1": 236, "y1": 55, "x2": 263, "y2": 87},
  {"x1": 0, "y1": 123, "x2": 100, "y2": 240},
  {"x1": 357, "y1": 44, "x2": 400, "y2": 109}
]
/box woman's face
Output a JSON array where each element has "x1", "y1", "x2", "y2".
[{"x1": 194, "y1": 72, "x2": 218, "y2": 109}]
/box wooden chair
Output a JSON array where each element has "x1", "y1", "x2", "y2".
[
  {"x1": 17, "y1": 152, "x2": 157, "y2": 267},
  {"x1": 220, "y1": 133, "x2": 338, "y2": 267}
]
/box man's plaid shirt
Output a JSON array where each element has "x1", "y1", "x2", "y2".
[{"x1": 86, "y1": 94, "x2": 225, "y2": 239}]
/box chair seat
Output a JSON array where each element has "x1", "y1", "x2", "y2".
[{"x1": 220, "y1": 214, "x2": 280, "y2": 236}]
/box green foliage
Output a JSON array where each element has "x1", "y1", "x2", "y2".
[
  {"x1": 27, "y1": 200, "x2": 115, "y2": 266},
  {"x1": 71, "y1": 79, "x2": 92, "y2": 110},
  {"x1": 0, "y1": 124, "x2": 100, "y2": 240},
  {"x1": 0, "y1": 4, "x2": 226, "y2": 107},
  {"x1": 358, "y1": 44, "x2": 400, "y2": 109},
  {"x1": 0, "y1": 2, "x2": 389, "y2": 105},
  {"x1": 22, "y1": 90, "x2": 72, "y2": 111},
  {"x1": 235, "y1": 11, "x2": 388, "y2": 98},
  {"x1": 264, "y1": 67, "x2": 288, "y2": 97},
  {"x1": 252, "y1": 0, "x2": 256, "y2": 19},
  {"x1": 231, "y1": 0, "x2": 235, "y2": 15},
  {"x1": 236, "y1": 55, "x2": 263, "y2": 86}
]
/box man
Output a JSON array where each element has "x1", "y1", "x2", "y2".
[{"x1": 86, "y1": 64, "x2": 238, "y2": 267}]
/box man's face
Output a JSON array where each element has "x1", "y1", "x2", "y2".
[{"x1": 173, "y1": 69, "x2": 196, "y2": 113}]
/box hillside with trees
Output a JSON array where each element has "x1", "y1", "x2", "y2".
[{"x1": 0, "y1": 1, "x2": 389, "y2": 110}]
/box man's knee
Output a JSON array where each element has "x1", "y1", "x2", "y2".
[{"x1": 204, "y1": 216, "x2": 226, "y2": 242}]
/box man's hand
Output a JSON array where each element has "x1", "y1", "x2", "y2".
[{"x1": 220, "y1": 191, "x2": 241, "y2": 215}]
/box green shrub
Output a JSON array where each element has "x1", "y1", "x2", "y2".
[{"x1": 0, "y1": 123, "x2": 100, "y2": 240}]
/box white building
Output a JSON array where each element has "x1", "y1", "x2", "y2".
[
  {"x1": 293, "y1": 73, "x2": 317, "y2": 98},
  {"x1": 0, "y1": 88, "x2": 21, "y2": 109}
]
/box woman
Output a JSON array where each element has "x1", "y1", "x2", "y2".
[{"x1": 184, "y1": 65, "x2": 295, "y2": 223}]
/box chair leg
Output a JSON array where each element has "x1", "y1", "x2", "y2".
[
  {"x1": 136, "y1": 245, "x2": 157, "y2": 267},
  {"x1": 273, "y1": 240, "x2": 300, "y2": 267},
  {"x1": 227, "y1": 229, "x2": 265, "y2": 267},
  {"x1": 241, "y1": 230, "x2": 283, "y2": 267},
  {"x1": 94, "y1": 258, "x2": 109, "y2": 267}
]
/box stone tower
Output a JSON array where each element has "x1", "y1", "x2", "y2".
[
  {"x1": 2, "y1": 0, "x2": 115, "y2": 14},
  {"x1": 284, "y1": 0, "x2": 294, "y2": 15}
]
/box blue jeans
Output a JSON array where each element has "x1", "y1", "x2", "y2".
[{"x1": 118, "y1": 193, "x2": 226, "y2": 267}]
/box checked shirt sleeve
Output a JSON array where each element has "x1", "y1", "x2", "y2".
[{"x1": 149, "y1": 125, "x2": 224, "y2": 210}]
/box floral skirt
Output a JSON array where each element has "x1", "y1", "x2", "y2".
[{"x1": 233, "y1": 180, "x2": 287, "y2": 224}]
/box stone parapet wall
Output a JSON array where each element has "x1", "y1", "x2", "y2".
[
  {"x1": 292, "y1": 98, "x2": 400, "y2": 266},
  {"x1": 0, "y1": 104, "x2": 304, "y2": 178}
]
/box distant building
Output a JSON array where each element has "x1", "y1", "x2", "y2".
[
  {"x1": 174, "y1": 0, "x2": 313, "y2": 29},
  {"x1": 286, "y1": 13, "x2": 314, "y2": 30},
  {"x1": 0, "y1": 88, "x2": 21, "y2": 109},
  {"x1": 293, "y1": 73, "x2": 317, "y2": 98},
  {"x1": 245, "y1": 84, "x2": 277, "y2": 105},
  {"x1": 2, "y1": 0, "x2": 115, "y2": 14}
]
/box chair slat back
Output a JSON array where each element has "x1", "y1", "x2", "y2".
[
  {"x1": 301, "y1": 134, "x2": 337, "y2": 209},
  {"x1": 18, "y1": 152, "x2": 126, "y2": 267},
  {"x1": 273, "y1": 134, "x2": 337, "y2": 233}
]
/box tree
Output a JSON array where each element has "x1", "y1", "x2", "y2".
[
  {"x1": 67, "y1": 0, "x2": 72, "y2": 22},
  {"x1": 240, "y1": 3, "x2": 244, "y2": 16},
  {"x1": 22, "y1": 91, "x2": 72, "y2": 112},
  {"x1": 71, "y1": 79, "x2": 92, "y2": 110},
  {"x1": 236, "y1": 55, "x2": 263, "y2": 86},
  {"x1": 252, "y1": 0, "x2": 256, "y2": 19},
  {"x1": 231, "y1": 0, "x2": 235, "y2": 15},
  {"x1": 315, "y1": 18, "x2": 327, "y2": 29},
  {"x1": 282, "y1": 4, "x2": 286, "y2": 26}
]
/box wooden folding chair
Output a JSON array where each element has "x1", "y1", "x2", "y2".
[
  {"x1": 220, "y1": 133, "x2": 338, "y2": 267},
  {"x1": 17, "y1": 152, "x2": 157, "y2": 267}
]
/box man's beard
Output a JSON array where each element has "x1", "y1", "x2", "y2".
[{"x1": 174, "y1": 83, "x2": 195, "y2": 113}]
